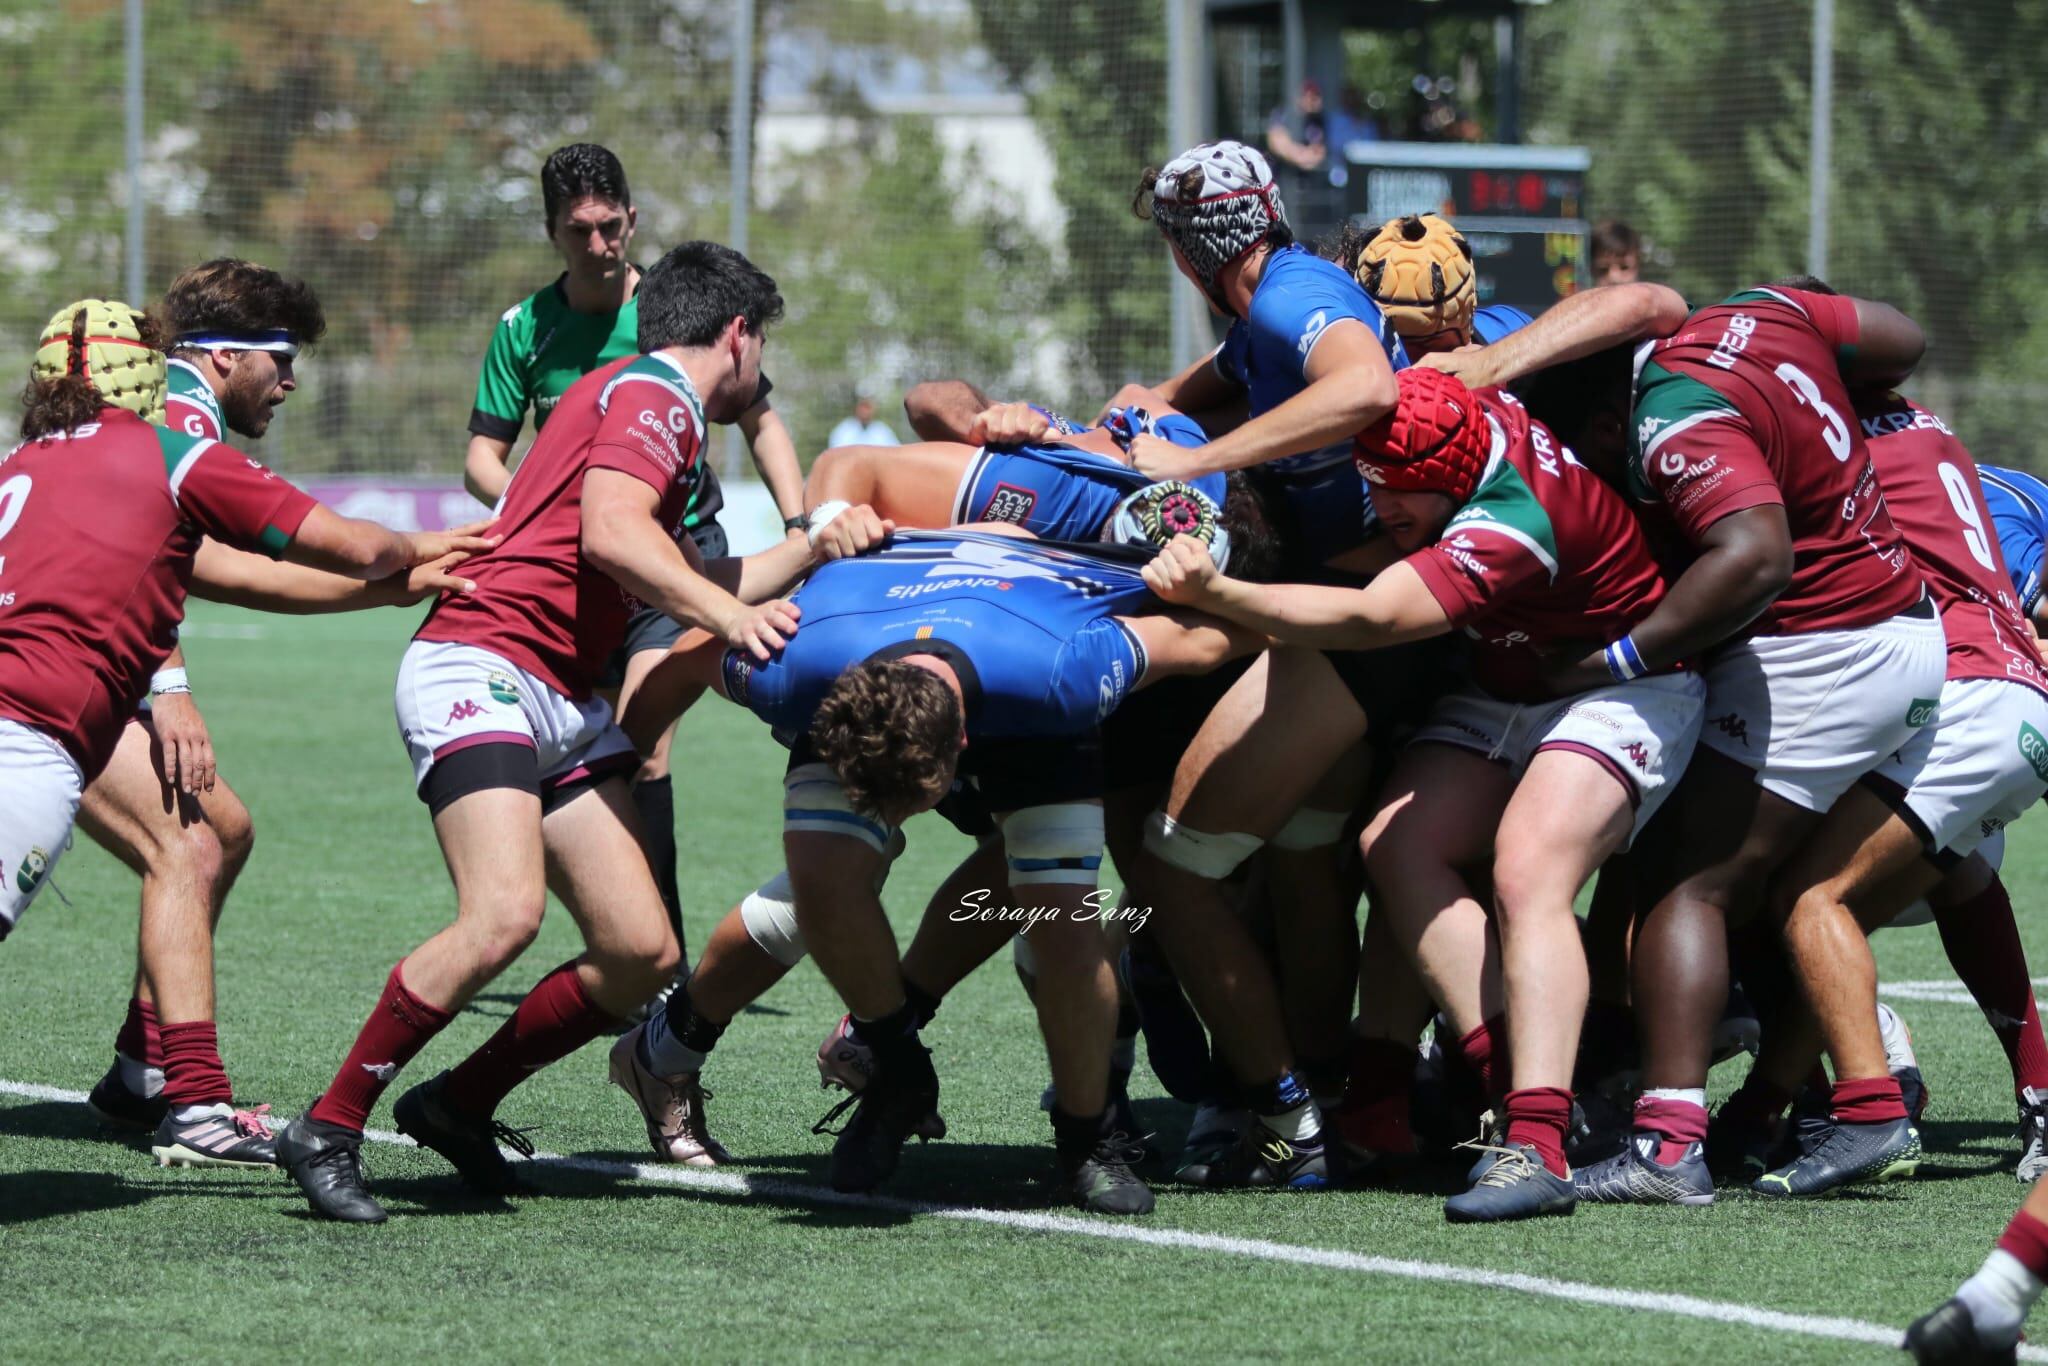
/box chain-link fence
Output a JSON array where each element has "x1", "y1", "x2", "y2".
[{"x1": 4, "y1": 0, "x2": 2041, "y2": 480}]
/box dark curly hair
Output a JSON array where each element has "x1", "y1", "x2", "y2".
[
  {"x1": 162, "y1": 259, "x2": 327, "y2": 350},
  {"x1": 809, "y1": 660, "x2": 963, "y2": 822}
]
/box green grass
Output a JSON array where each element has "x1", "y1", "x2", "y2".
[{"x1": 1, "y1": 601, "x2": 2041, "y2": 1362}]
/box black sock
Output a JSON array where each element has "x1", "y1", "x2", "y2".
[
  {"x1": 904, "y1": 978, "x2": 943, "y2": 1030},
  {"x1": 632, "y1": 776, "x2": 684, "y2": 959},
  {"x1": 669, "y1": 981, "x2": 727, "y2": 1057},
  {"x1": 1114, "y1": 997, "x2": 1142, "y2": 1043},
  {"x1": 1050, "y1": 1103, "x2": 1110, "y2": 1162},
  {"x1": 850, "y1": 1000, "x2": 921, "y2": 1063}
]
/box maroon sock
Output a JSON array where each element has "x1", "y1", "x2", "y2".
[
  {"x1": 160, "y1": 1021, "x2": 232, "y2": 1107},
  {"x1": 1831, "y1": 1075, "x2": 1907, "y2": 1124},
  {"x1": 1456, "y1": 1015, "x2": 1506, "y2": 1100},
  {"x1": 1634, "y1": 1095, "x2": 1708, "y2": 1164},
  {"x1": 308, "y1": 961, "x2": 455, "y2": 1132},
  {"x1": 1999, "y1": 1209, "x2": 2048, "y2": 1280},
  {"x1": 1504, "y1": 1086, "x2": 1573, "y2": 1177},
  {"x1": 441, "y1": 960, "x2": 619, "y2": 1118},
  {"x1": 115, "y1": 996, "x2": 162, "y2": 1069},
  {"x1": 1934, "y1": 874, "x2": 2048, "y2": 1096},
  {"x1": 1337, "y1": 1037, "x2": 1417, "y2": 1154}
]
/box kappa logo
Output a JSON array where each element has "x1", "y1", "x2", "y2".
[
  {"x1": 446, "y1": 698, "x2": 486, "y2": 724},
  {"x1": 980, "y1": 483, "x2": 1038, "y2": 525},
  {"x1": 1709, "y1": 712, "x2": 1750, "y2": 747},
  {"x1": 1622, "y1": 741, "x2": 1650, "y2": 770},
  {"x1": 1636, "y1": 415, "x2": 1667, "y2": 448},
  {"x1": 1297, "y1": 309, "x2": 1329, "y2": 357},
  {"x1": 2020, "y1": 722, "x2": 2048, "y2": 783},
  {"x1": 14, "y1": 845, "x2": 48, "y2": 896}
]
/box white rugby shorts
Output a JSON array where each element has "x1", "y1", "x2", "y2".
[
  {"x1": 1409, "y1": 671, "x2": 1706, "y2": 842},
  {"x1": 0, "y1": 718, "x2": 85, "y2": 939},
  {"x1": 1696, "y1": 603, "x2": 1948, "y2": 813},
  {"x1": 394, "y1": 640, "x2": 636, "y2": 795},
  {"x1": 1871, "y1": 676, "x2": 2048, "y2": 859}
]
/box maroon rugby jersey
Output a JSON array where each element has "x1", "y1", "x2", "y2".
[
  {"x1": 1859, "y1": 393, "x2": 2045, "y2": 694},
  {"x1": 0, "y1": 409, "x2": 316, "y2": 777},
  {"x1": 1629, "y1": 287, "x2": 1923, "y2": 635},
  {"x1": 416, "y1": 352, "x2": 706, "y2": 699},
  {"x1": 1407, "y1": 389, "x2": 1670, "y2": 702}
]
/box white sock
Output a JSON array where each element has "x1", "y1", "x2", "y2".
[
  {"x1": 118, "y1": 1052, "x2": 166, "y2": 1099},
  {"x1": 170, "y1": 1102, "x2": 229, "y2": 1124},
  {"x1": 1955, "y1": 1249, "x2": 2042, "y2": 1347},
  {"x1": 1266, "y1": 1099, "x2": 1323, "y2": 1145},
  {"x1": 1640, "y1": 1087, "x2": 1707, "y2": 1111},
  {"x1": 640, "y1": 1008, "x2": 706, "y2": 1078}
]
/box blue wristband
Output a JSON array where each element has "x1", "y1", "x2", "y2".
[{"x1": 1604, "y1": 634, "x2": 1648, "y2": 683}]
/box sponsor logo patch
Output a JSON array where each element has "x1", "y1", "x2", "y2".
[
  {"x1": 1906, "y1": 697, "x2": 1940, "y2": 728},
  {"x1": 2020, "y1": 722, "x2": 2048, "y2": 783},
  {"x1": 487, "y1": 672, "x2": 520, "y2": 705},
  {"x1": 980, "y1": 483, "x2": 1037, "y2": 525},
  {"x1": 14, "y1": 846, "x2": 48, "y2": 896}
]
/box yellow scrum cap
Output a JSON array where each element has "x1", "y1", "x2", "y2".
[
  {"x1": 32, "y1": 298, "x2": 167, "y2": 425},
  {"x1": 1354, "y1": 213, "x2": 1477, "y2": 347}
]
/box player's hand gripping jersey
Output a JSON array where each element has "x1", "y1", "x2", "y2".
[
  {"x1": 1858, "y1": 397, "x2": 2045, "y2": 694},
  {"x1": 724, "y1": 530, "x2": 1157, "y2": 742},
  {"x1": 1977, "y1": 463, "x2": 2048, "y2": 617},
  {"x1": 1402, "y1": 389, "x2": 1670, "y2": 701},
  {"x1": 420, "y1": 352, "x2": 706, "y2": 699},
  {"x1": 163, "y1": 356, "x2": 226, "y2": 441},
  {"x1": 1629, "y1": 286, "x2": 1923, "y2": 635},
  {"x1": 952, "y1": 406, "x2": 1223, "y2": 539},
  {"x1": 0, "y1": 411, "x2": 317, "y2": 778},
  {"x1": 1211, "y1": 244, "x2": 1409, "y2": 563}
]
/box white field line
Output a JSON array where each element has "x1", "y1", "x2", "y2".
[
  {"x1": 1, "y1": 1076, "x2": 2027, "y2": 1357},
  {"x1": 1881, "y1": 977, "x2": 2048, "y2": 1006}
]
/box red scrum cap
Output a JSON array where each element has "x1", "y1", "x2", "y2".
[{"x1": 1353, "y1": 367, "x2": 1491, "y2": 503}]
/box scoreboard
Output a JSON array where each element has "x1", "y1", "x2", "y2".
[{"x1": 1338, "y1": 143, "x2": 1591, "y2": 314}]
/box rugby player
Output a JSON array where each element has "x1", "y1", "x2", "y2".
[
  {"x1": 1531, "y1": 285, "x2": 1944, "y2": 1203},
  {"x1": 273, "y1": 242, "x2": 876, "y2": 1224},
  {"x1": 1340, "y1": 213, "x2": 1533, "y2": 353},
  {"x1": 1, "y1": 299, "x2": 489, "y2": 956},
  {"x1": 80, "y1": 260, "x2": 331, "y2": 1165},
  {"x1": 1981, "y1": 463, "x2": 2048, "y2": 634},
  {"x1": 1706, "y1": 371, "x2": 2048, "y2": 1196},
  {"x1": 1908, "y1": 1177, "x2": 2048, "y2": 1361},
  {"x1": 461, "y1": 143, "x2": 807, "y2": 970},
  {"x1": 609, "y1": 528, "x2": 1264, "y2": 1212},
  {"x1": 1145, "y1": 368, "x2": 1705, "y2": 1221}
]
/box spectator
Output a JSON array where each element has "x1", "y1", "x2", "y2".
[
  {"x1": 1592, "y1": 219, "x2": 1643, "y2": 284},
  {"x1": 1323, "y1": 84, "x2": 1383, "y2": 152},
  {"x1": 1265, "y1": 79, "x2": 1328, "y2": 173},
  {"x1": 827, "y1": 395, "x2": 899, "y2": 449}
]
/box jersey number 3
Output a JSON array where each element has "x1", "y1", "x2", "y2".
[{"x1": 1774, "y1": 363, "x2": 1852, "y2": 462}]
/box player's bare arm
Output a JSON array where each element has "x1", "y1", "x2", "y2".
[
  {"x1": 191, "y1": 538, "x2": 478, "y2": 613},
  {"x1": 581, "y1": 466, "x2": 798, "y2": 660},
  {"x1": 462, "y1": 432, "x2": 517, "y2": 505},
  {"x1": 1133, "y1": 346, "x2": 1240, "y2": 425},
  {"x1": 737, "y1": 399, "x2": 809, "y2": 531},
  {"x1": 904, "y1": 379, "x2": 994, "y2": 442},
  {"x1": 1843, "y1": 297, "x2": 1926, "y2": 388},
  {"x1": 1144, "y1": 536, "x2": 1448, "y2": 650},
  {"x1": 284, "y1": 505, "x2": 500, "y2": 581},
  {"x1": 1417, "y1": 282, "x2": 1688, "y2": 388},
  {"x1": 1129, "y1": 320, "x2": 1394, "y2": 479},
  {"x1": 1548, "y1": 503, "x2": 1793, "y2": 695},
  {"x1": 691, "y1": 503, "x2": 893, "y2": 606}
]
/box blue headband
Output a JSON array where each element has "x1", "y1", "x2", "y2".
[{"x1": 175, "y1": 329, "x2": 300, "y2": 359}]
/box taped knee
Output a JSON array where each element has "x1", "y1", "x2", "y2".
[
  {"x1": 1268, "y1": 806, "x2": 1350, "y2": 851},
  {"x1": 740, "y1": 870, "x2": 807, "y2": 967},
  {"x1": 996, "y1": 801, "x2": 1105, "y2": 887},
  {"x1": 1143, "y1": 809, "x2": 1263, "y2": 879},
  {"x1": 783, "y1": 761, "x2": 893, "y2": 854}
]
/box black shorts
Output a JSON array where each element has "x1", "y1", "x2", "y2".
[
  {"x1": 1099, "y1": 657, "x2": 1252, "y2": 792},
  {"x1": 597, "y1": 518, "x2": 728, "y2": 691}
]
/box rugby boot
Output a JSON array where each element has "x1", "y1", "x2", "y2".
[
  {"x1": 276, "y1": 1112, "x2": 386, "y2": 1224},
  {"x1": 1704, "y1": 1106, "x2": 1781, "y2": 1185},
  {"x1": 1904, "y1": 1297, "x2": 2020, "y2": 1365},
  {"x1": 151, "y1": 1102, "x2": 277, "y2": 1168},
  {"x1": 1573, "y1": 1131, "x2": 1715, "y2": 1206},
  {"x1": 1061, "y1": 1135, "x2": 1156, "y2": 1216},
  {"x1": 822, "y1": 1037, "x2": 941, "y2": 1194},
  {"x1": 1178, "y1": 1118, "x2": 1332, "y2": 1190},
  {"x1": 86, "y1": 1062, "x2": 167, "y2": 1130},
  {"x1": 1881, "y1": 1002, "x2": 1930, "y2": 1120},
  {"x1": 608, "y1": 1026, "x2": 731, "y2": 1166},
  {"x1": 1709, "y1": 981, "x2": 1761, "y2": 1065},
  {"x1": 817, "y1": 1014, "x2": 945, "y2": 1140},
  {"x1": 2016, "y1": 1086, "x2": 2048, "y2": 1184},
  {"x1": 1444, "y1": 1142, "x2": 1575, "y2": 1223},
  {"x1": 1173, "y1": 1099, "x2": 1250, "y2": 1183},
  {"x1": 1752, "y1": 1115, "x2": 1920, "y2": 1196},
  {"x1": 392, "y1": 1070, "x2": 535, "y2": 1197}
]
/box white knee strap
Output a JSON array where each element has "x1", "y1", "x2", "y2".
[
  {"x1": 996, "y1": 800, "x2": 1106, "y2": 887},
  {"x1": 1269, "y1": 806, "x2": 1350, "y2": 851},
  {"x1": 740, "y1": 870, "x2": 807, "y2": 966},
  {"x1": 1012, "y1": 932, "x2": 1039, "y2": 978},
  {"x1": 782, "y1": 761, "x2": 893, "y2": 854},
  {"x1": 1143, "y1": 809, "x2": 1263, "y2": 879}
]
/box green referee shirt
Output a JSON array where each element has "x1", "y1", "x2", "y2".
[{"x1": 468, "y1": 273, "x2": 641, "y2": 441}]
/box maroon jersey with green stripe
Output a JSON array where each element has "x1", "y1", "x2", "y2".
[
  {"x1": 0, "y1": 409, "x2": 317, "y2": 777},
  {"x1": 1406, "y1": 389, "x2": 1669, "y2": 701},
  {"x1": 1629, "y1": 287, "x2": 1922, "y2": 635},
  {"x1": 1859, "y1": 393, "x2": 2046, "y2": 695}
]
